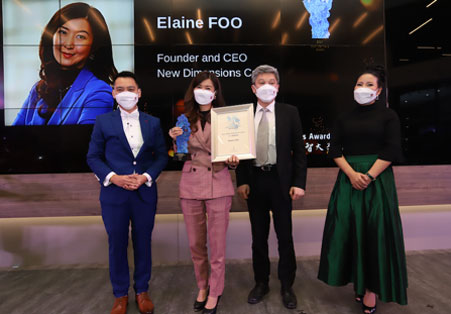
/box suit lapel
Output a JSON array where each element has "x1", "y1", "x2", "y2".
[
  {"x1": 194, "y1": 120, "x2": 211, "y2": 152},
  {"x1": 275, "y1": 102, "x2": 282, "y2": 157},
  {"x1": 47, "y1": 68, "x2": 92, "y2": 125},
  {"x1": 136, "y1": 113, "x2": 150, "y2": 158},
  {"x1": 47, "y1": 88, "x2": 83, "y2": 125},
  {"x1": 203, "y1": 121, "x2": 211, "y2": 153},
  {"x1": 112, "y1": 110, "x2": 134, "y2": 157}
]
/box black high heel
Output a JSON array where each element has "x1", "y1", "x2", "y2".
[
  {"x1": 202, "y1": 295, "x2": 221, "y2": 314},
  {"x1": 193, "y1": 298, "x2": 207, "y2": 312},
  {"x1": 194, "y1": 289, "x2": 209, "y2": 312}
]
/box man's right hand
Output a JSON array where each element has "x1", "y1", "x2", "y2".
[
  {"x1": 110, "y1": 174, "x2": 140, "y2": 190},
  {"x1": 237, "y1": 184, "x2": 250, "y2": 200}
]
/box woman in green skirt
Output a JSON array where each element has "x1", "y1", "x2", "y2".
[{"x1": 318, "y1": 65, "x2": 407, "y2": 314}]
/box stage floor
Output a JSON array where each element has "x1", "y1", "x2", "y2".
[{"x1": 0, "y1": 250, "x2": 449, "y2": 314}]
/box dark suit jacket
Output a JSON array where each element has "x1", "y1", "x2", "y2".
[
  {"x1": 87, "y1": 109, "x2": 168, "y2": 204},
  {"x1": 236, "y1": 102, "x2": 307, "y2": 196}
]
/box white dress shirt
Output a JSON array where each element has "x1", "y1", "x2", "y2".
[
  {"x1": 121, "y1": 107, "x2": 144, "y2": 157},
  {"x1": 103, "y1": 107, "x2": 152, "y2": 187},
  {"x1": 254, "y1": 101, "x2": 277, "y2": 166}
]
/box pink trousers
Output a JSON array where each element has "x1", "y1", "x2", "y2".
[{"x1": 181, "y1": 196, "x2": 232, "y2": 298}]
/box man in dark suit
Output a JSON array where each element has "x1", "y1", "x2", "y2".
[
  {"x1": 87, "y1": 71, "x2": 168, "y2": 314},
  {"x1": 236, "y1": 64, "x2": 307, "y2": 310}
]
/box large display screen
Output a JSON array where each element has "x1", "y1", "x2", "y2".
[{"x1": 0, "y1": 0, "x2": 385, "y2": 173}]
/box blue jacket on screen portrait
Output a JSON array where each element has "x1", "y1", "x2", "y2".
[{"x1": 12, "y1": 68, "x2": 114, "y2": 125}]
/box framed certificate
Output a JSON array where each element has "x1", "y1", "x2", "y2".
[{"x1": 211, "y1": 103, "x2": 256, "y2": 162}]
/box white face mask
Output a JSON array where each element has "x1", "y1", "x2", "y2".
[
  {"x1": 354, "y1": 87, "x2": 378, "y2": 105},
  {"x1": 115, "y1": 91, "x2": 139, "y2": 110},
  {"x1": 194, "y1": 89, "x2": 215, "y2": 106},
  {"x1": 255, "y1": 84, "x2": 278, "y2": 103}
]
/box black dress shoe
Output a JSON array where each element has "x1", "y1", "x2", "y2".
[
  {"x1": 247, "y1": 283, "x2": 269, "y2": 304},
  {"x1": 202, "y1": 295, "x2": 221, "y2": 314},
  {"x1": 281, "y1": 287, "x2": 297, "y2": 309}
]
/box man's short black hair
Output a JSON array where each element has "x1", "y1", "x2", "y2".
[{"x1": 113, "y1": 71, "x2": 140, "y2": 87}]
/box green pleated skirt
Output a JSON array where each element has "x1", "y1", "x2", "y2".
[{"x1": 318, "y1": 155, "x2": 408, "y2": 305}]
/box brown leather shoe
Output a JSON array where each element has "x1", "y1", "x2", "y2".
[
  {"x1": 136, "y1": 292, "x2": 154, "y2": 314},
  {"x1": 111, "y1": 296, "x2": 128, "y2": 314}
]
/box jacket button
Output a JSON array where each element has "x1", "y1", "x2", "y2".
[
  {"x1": 208, "y1": 152, "x2": 211, "y2": 156},
  {"x1": 208, "y1": 167, "x2": 211, "y2": 171},
  {"x1": 133, "y1": 161, "x2": 137, "y2": 165},
  {"x1": 193, "y1": 168, "x2": 196, "y2": 172}
]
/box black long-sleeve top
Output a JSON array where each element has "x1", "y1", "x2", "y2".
[{"x1": 329, "y1": 103, "x2": 403, "y2": 162}]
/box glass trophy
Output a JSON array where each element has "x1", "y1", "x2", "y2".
[
  {"x1": 174, "y1": 114, "x2": 191, "y2": 161},
  {"x1": 303, "y1": 0, "x2": 333, "y2": 39}
]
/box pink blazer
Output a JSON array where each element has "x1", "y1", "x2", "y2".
[{"x1": 179, "y1": 120, "x2": 235, "y2": 200}]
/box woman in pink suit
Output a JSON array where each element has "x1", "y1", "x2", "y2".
[{"x1": 169, "y1": 71, "x2": 239, "y2": 314}]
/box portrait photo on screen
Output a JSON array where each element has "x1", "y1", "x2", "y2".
[{"x1": 2, "y1": 0, "x2": 134, "y2": 126}]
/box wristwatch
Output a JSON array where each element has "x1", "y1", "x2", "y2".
[{"x1": 366, "y1": 172, "x2": 376, "y2": 181}]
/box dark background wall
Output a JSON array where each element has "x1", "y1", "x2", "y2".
[{"x1": 0, "y1": 0, "x2": 450, "y2": 217}]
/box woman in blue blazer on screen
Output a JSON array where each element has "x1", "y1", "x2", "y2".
[{"x1": 13, "y1": 2, "x2": 117, "y2": 125}]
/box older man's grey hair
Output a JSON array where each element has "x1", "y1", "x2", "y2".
[{"x1": 251, "y1": 65, "x2": 280, "y2": 84}]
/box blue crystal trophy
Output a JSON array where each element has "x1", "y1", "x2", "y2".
[
  {"x1": 303, "y1": 0, "x2": 333, "y2": 39},
  {"x1": 174, "y1": 114, "x2": 191, "y2": 161}
]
